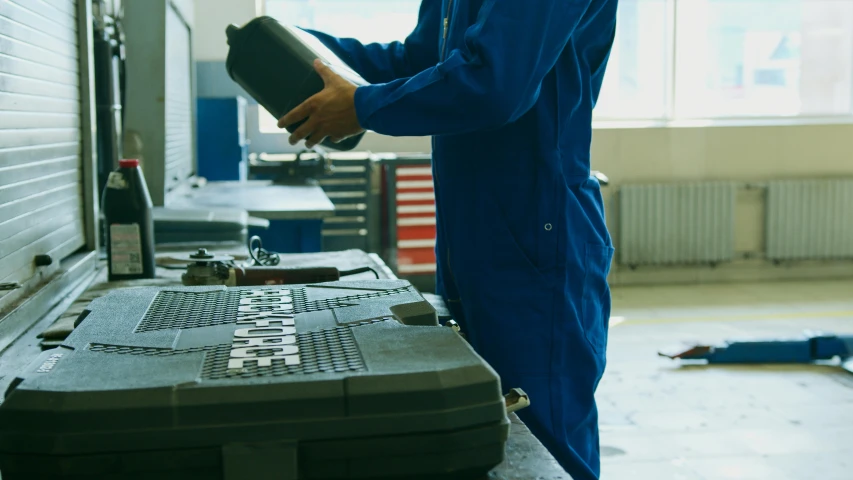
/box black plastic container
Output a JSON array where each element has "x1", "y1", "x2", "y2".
[
  {"x1": 225, "y1": 16, "x2": 367, "y2": 151},
  {"x1": 0, "y1": 282, "x2": 509, "y2": 479},
  {"x1": 101, "y1": 159, "x2": 156, "y2": 280}
]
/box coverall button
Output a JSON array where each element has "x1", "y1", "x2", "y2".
[{"x1": 544, "y1": 223, "x2": 553, "y2": 231}]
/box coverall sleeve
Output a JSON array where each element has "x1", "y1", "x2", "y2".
[
  {"x1": 304, "y1": 1, "x2": 442, "y2": 84},
  {"x1": 354, "y1": 0, "x2": 596, "y2": 136}
]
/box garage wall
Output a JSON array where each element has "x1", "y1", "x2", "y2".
[
  {"x1": 193, "y1": 0, "x2": 256, "y2": 62},
  {"x1": 592, "y1": 122, "x2": 853, "y2": 284},
  {"x1": 0, "y1": 0, "x2": 89, "y2": 312},
  {"x1": 122, "y1": 0, "x2": 196, "y2": 206}
]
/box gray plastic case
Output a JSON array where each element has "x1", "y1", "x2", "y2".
[
  {"x1": 152, "y1": 207, "x2": 252, "y2": 245},
  {"x1": 0, "y1": 280, "x2": 508, "y2": 479}
]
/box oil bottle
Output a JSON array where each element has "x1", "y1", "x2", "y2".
[
  {"x1": 224, "y1": 16, "x2": 367, "y2": 151},
  {"x1": 101, "y1": 159, "x2": 156, "y2": 280}
]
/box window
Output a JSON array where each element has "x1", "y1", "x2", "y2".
[
  {"x1": 261, "y1": 0, "x2": 853, "y2": 125},
  {"x1": 674, "y1": 0, "x2": 853, "y2": 118},
  {"x1": 594, "y1": 0, "x2": 671, "y2": 119},
  {"x1": 264, "y1": 0, "x2": 421, "y2": 44}
]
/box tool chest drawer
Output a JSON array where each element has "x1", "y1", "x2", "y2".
[{"x1": 383, "y1": 156, "x2": 437, "y2": 284}]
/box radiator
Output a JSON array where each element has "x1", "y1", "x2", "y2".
[
  {"x1": 766, "y1": 179, "x2": 853, "y2": 261},
  {"x1": 619, "y1": 182, "x2": 737, "y2": 266}
]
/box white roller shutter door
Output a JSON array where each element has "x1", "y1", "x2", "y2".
[{"x1": 0, "y1": 0, "x2": 86, "y2": 304}]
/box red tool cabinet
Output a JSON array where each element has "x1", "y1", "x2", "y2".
[{"x1": 383, "y1": 155, "x2": 437, "y2": 290}]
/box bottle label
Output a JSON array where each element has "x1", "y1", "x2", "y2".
[
  {"x1": 110, "y1": 224, "x2": 144, "y2": 275},
  {"x1": 106, "y1": 171, "x2": 128, "y2": 190}
]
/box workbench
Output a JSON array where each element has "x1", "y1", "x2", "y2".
[
  {"x1": 0, "y1": 249, "x2": 570, "y2": 480},
  {"x1": 169, "y1": 181, "x2": 337, "y2": 253}
]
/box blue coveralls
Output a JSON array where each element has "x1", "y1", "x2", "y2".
[{"x1": 309, "y1": 1, "x2": 617, "y2": 478}]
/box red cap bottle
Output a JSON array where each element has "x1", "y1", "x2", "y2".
[{"x1": 102, "y1": 158, "x2": 155, "y2": 280}]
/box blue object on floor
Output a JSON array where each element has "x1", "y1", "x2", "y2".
[
  {"x1": 250, "y1": 219, "x2": 323, "y2": 254},
  {"x1": 197, "y1": 96, "x2": 248, "y2": 182},
  {"x1": 660, "y1": 331, "x2": 853, "y2": 365}
]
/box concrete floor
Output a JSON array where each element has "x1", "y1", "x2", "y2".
[{"x1": 598, "y1": 280, "x2": 853, "y2": 480}]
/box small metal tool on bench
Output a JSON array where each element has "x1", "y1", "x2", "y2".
[
  {"x1": 172, "y1": 248, "x2": 341, "y2": 287},
  {"x1": 172, "y1": 248, "x2": 380, "y2": 287},
  {"x1": 504, "y1": 388, "x2": 531, "y2": 413}
]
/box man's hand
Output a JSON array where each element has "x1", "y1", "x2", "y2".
[{"x1": 278, "y1": 59, "x2": 365, "y2": 149}]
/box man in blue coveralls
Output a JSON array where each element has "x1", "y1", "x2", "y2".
[{"x1": 278, "y1": 1, "x2": 618, "y2": 478}]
